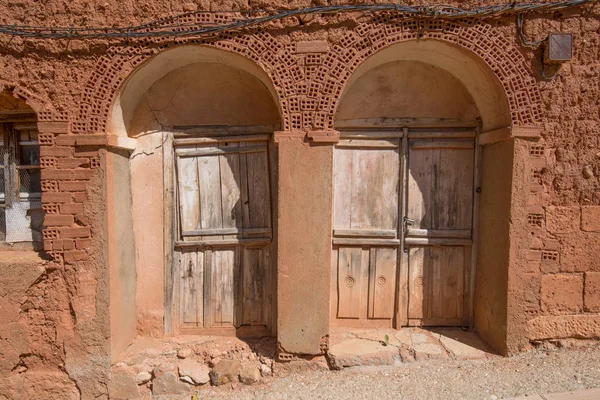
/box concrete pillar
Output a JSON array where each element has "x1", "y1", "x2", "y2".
[{"x1": 275, "y1": 132, "x2": 334, "y2": 355}]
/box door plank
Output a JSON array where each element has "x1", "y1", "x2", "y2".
[
  {"x1": 246, "y1": 150, "x2": 271, "y2": 229},
  {"x1": 337, "y1": 247, "x2": 362, "y2": 318},
  {"x1": 333, "y1": 148, "x2": 353, "y2": 230},
  {"x1": 242, "y1": 247, "x2": 267, "y2": 326},
  {"x1": 198, "y1": 153, "x2": 223, "y2": 232},
  {"x1": 369, "y1": 247, "x2": 397, "y2": 319},
  {"x1": 435, "y1": 145, "x2": 474, "y2": 230},
  {"x1": 407, "y1": 142, "x2": 434, "y2": 229},
  {"x1": 210, "y1": 249, "x2": 235, "y2": 327},
  {"x1": 351, "y1": 147, "x2": 399, "y2": 230},
  {"x1": 180, "y1": 251, "x2": 204, "y2": 327},
  {"x1": 177, "y1": 154, "x2": 200, "y2": 232},
  {"x1": 408, "y1": 247, "x2": 424, "y2": 319},
  {"x1": 218, "y1": 144, "x2": 242, "y2": 230}
]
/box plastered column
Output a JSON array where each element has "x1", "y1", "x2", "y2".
[{"x1": 276, "y1": 131, "x2": 335, "y2": 355}]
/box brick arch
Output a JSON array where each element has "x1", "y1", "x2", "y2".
[
  {"x1": 75, "y1": 19, "x2": 293, "y2": 134},
  {"x1": 0, "y1": 80, "x2": 65, "y2": 122},
  {"x1": 77, "y1": 15, "x2": 542, "y2": 135},
  {"x1": 316, "y1": 19, "x2": 543, "y2": 131}
]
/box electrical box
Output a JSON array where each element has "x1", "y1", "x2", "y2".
[{"x1": 544, "y1": 33, "x2": 573, "y2": 64}]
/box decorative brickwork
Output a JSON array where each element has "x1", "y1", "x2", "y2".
[{"x1": 76, "y1": 15, "x2": 542, "y2": 135}]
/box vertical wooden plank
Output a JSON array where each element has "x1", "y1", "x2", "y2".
[
  {"x1": 333, "y1": 148, "x2": 353, "y2": 230},
  {"x1": 203, "y1": 249, "x2": 212, "y2": 328},
  {"x1": 198, "y1": 152, "x2": 223, "y2": 231},
  {"x1": 180, "y1": 250, "x2": 204, "y2": 326},
  {"x1": 407, "y1": 247, "x2": 424, "y2": 320},
  {"x1": 463, "y1": 245, "x2": 472, "y2": 326},
  {"x1": 351, "y1": 148, "x2": 399, "y2": 230},
  {"x1": 242, "y1": 247, "x2": 266, "y2": 325},
  {"x1": 234, "y1": 245, "x2": 242, "y2": 329},
  {"x1": 211, "y1": 248, "x2": 235, "y2": 327},
  {"x1": 330, "y1": 246, "x2": 339, "y2": 323},
  {"x1": 177, "y1": 154, "x2": 201, "y2": 232},
  {"x1": 219, "y1": 144, "x2": 242, "y2": 229},
  {"x1": 360, "y1": 247, "x2": 370, "y2": 320},
  {"x1": 435, "y1": 145, "x2": 474, "y2": 230},
  {"x1": 267, "y1": 138, "x2": 278, "y2": 335},
  {"x1": 239, "y1": 142, "x2": 251, "y2": 229},
  {"x1": 470, "y1": 129, "x2": 482, "y2": 328},
  {"x1": 429, "y1": 245, "x2": 442, "y2": 321},
  {"x1": 246, "y1": 149, "x2": 271, "y2": 229},
  {"x1": 371, "y1": 247, "x2": 397, "y2": 319},
  {"x1": 163, "y1": 129, "x2": 175, "y2": 336},
  {"x1": 367, "y1": 247, "x2": 377, "y2": 319},
  {"x1": 407, "y1": 141, "x2": 434, "y2": 229},
  {"x1": 396, "y1": 129, "x2": 409, "y2": 328},
  {"x1": 337, "y1": 247, "x2": 362, "y2": 318}
]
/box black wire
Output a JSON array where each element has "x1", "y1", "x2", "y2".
[{"x1": 0, "y1": 0, "x2": 596, "y2": 40}]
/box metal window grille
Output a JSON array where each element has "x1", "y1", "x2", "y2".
[{"x1": 0, "y1": 122, "x2": 43, "y2": 244}]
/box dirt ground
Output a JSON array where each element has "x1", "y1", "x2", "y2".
[{"x1": 196, "y1": 343, "x2": 600, "y2": 400}]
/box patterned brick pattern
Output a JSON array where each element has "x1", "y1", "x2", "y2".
[
  {"x1": 37, "y1": 120, "x2": 97, "y2": 263},
  {"x1": 74, "y1": 15, "x2": 542, "y2": 135}
]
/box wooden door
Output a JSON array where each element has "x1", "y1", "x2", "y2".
[
  {"x1": 173, "y1": 137, "x2": 273, "y2": 335},
  {"x1": 403, "y1": 135, "x2": 475, "y2": 326},
  {"x1": 331, "y1": 137, "x2": 401, "y2": 328}
]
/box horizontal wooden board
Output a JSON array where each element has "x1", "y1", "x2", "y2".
[
  {"x1": 176, "y1": 145, "x2": 267, "y2": 157},
  {"x1": 333, "y1": 238, "x2": 401, "y2": 246},
  {"x1": 406, "y1": 229, "x2": 472, "y2": 239},
  {"x1": 182, "y1": 228, "x2": 272, "y2": 237},
  {"x1": 333, "y1": 229, "x2": 397, "y2": 238},
  {"x1": 405, "y1": 237, "x2": 472, "y2": 246},
  {"x1": 409, "y1": 139, "x2": 475, "y2": 150},
  {"x1": 175, "y1": 238, "x2": 272, "y2": 249},
  {"x1": 174, "y1": 134, "x2": 270, "y2": 145},
  {"x1": 173, "y1": 125, "x2": 276, "y2": 136}
]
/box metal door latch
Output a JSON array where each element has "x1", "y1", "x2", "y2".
[{"x1": 403, "y1": 216, "x2": 415, "y2": 232}]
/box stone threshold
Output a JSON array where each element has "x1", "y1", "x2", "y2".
[{"x1": 326, "y1": 327, "x2": 495, "y2": 370}]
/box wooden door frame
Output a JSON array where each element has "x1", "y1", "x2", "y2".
[
  {"x1": 163, "y1": 125, "x2": 278, "y2": 337},
  {"x1": 334, "y1": 118, "x2": 482, "y2": 330}
]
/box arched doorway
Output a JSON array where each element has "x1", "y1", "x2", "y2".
[
  {"x1": 331, "y1": 40, "x2": 512, "y2": 332},
  {"x1": 109, "y1": 46, "x2": 281, "y2": 345}
]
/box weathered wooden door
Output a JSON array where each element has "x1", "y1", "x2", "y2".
[
  {"x1": 332, "y1": 126, "x2": 476, "y2": 328},
  {"x1": 171, "y1": 133, "x2": 274, "y2": 335},
  {"x1": 402, "y1": 134, "x2": 475, "y2": 327},
  {"x1": 331, "y1": 135, "x2": 401, "y2": 328}
]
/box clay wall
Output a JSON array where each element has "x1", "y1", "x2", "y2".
[{"x1": 0, "y1": 0, "x2": 598, "y2": 396}]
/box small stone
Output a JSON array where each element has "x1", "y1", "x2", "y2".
[
  {"x1": 152, "y1": 371, "x2": 190, "y2": 395},
  {"x1": 135, "y1": 371, "x2": 152, "y2": 385},
  {"x1": 180, "y1": 376, "x2": 194, "y2": 385},
  {"x1": 178, "y1": 359, "x2": 210, "y2": 385},
  {"x1": 259, "y1": 363, "x2": 272, "y2": 377},
  {"x1": 209, "y1": 357, "x2": 222, "y2": 367},
  {"x1": 239, "y1": 366, "x2": 261, "y2": 385},
  {"x1": 177, "y1": 348, "x2": 193, "y2": 359},
  {"x1": 209, "y1": 349, "x2": 222, "y2": 359},
  {"x1": 583, "y1": 165, "x2": 593, "y2": 179},
  {"x1": 210, "y1": 360, "x2": 241, "y2": 386},
  {"x1": 108, "y1": 374, "x2": 141, "y2": 399}
]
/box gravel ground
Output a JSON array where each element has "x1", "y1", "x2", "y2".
[{"x1": 198, "y1": 345, "x2": 600, "y2": 400}]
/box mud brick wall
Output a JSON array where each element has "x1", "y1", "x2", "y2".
[{"x1": 0, "y1": 0, "x2": 598, "y2": 397}]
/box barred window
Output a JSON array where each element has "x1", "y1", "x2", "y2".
[{"x1": 0, "y1": 121, "x2": 43, "y2": 246}]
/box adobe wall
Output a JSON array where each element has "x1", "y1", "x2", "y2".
[{"x1": 0, "y1": 1, "x2": 598, "y2": 396}]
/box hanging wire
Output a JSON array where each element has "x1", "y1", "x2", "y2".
[
  {"x1": 517, "y1": 13, "x2": 546, "y2": 49},
  {"x1": 0, "y1": 0, "x2": 596, "y2": 40}
]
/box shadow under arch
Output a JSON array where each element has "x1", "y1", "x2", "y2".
[
  {"x1": 335, "y1": 39, "x2": 512, "y2": 132},
  {"x1": 108, "y1": 44, "x2": 284, "y2": 138},
  {"x1": 332, "y1": 39, "x2": 515, "y2": 355}
]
